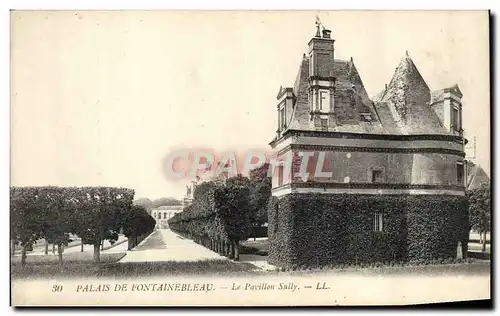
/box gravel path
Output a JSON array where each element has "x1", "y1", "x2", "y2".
[{"x1": 118, "y1": 229, "x2": 226, "y2": 263}]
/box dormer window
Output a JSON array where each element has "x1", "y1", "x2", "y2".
[
  {"x1": 319, "y1": 91, "x2": 327, "y2": 110},
  {"x1": 317, "y1": 90, "x2": 330, "y2": 112},
  {"x1": 451, "y1": 106, "x2": 460, "y2": 132}
]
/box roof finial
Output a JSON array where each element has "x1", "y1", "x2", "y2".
[
  {"x1": 315, "y1": 15, "x2": 322, "y2": 37},
  {"x1": 405, "y1": 50, "x2": 409, "y2": 57},
  {"x1": 350, "y1": 56, "x2": 354, "y2": 62}
]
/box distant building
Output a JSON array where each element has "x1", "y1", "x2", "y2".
[
  {"x1": 182, "y1": 168, "x2": 231, "y2": 206},
  {"x1": 466, "y1": 161, "x2": 490, "y2": 190},
  {"x1": 182, "y1": 180, "x2": 196, "y2": 206},
  {"x1": 152, "y1": 205, "x2": 183, "y2": 229}
]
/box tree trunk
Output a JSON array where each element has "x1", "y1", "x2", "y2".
[
  {"x1": 44, "y1": 240, "x2": 49, "y2": 255},
  {"x1": 233, "y1": 240, "x2": 239, "y2": 261},
  {"x1": 93, "y1": 243, "x2": 101, "y2": 263},
  {"x1": 226, "y1": 241, "x2": 230, "y2": 258},
  {"x1": 57, "y1": 243, "x2": 63, "y2": 265},
  {"x1": 11, "y1": 240, "x2": 16, "y2": 256},
  {"x1": 21, "y1": 245, "x2": 27, "y2": 266},
  {"x1": 482, "y1": 231, "x2": 487, "y2": 252},
  {"x1": 52, "y1": 243, "x2": 56, "y2": 254},
  {"x1": 229, "y1": 242, "x2": 235, "y2": 259},
  {"x1": 81, "y1": 242, "x2": 84, "y2": 252},
  {"x1": 101, "y1": 239, "x2": 104, "y2": 251}
]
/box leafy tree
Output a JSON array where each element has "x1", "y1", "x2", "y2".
[
  {"x1": 215, "y1": 184, "x2": 252, "y2": 259},
  {"x1": 193, "y1": 182, "x2": 216, "y2": 200},
  {"x1": 133, "y1": 198, "x2": 153, "y2": 211},
  {"x1": 151, "y1": 197, "x2": 182, "y2": 208},
  {"x1": 70, "y1": 187, "x2": 135, "y2": 262},
  {"x1": 122, "y1": 205, "x2": 156, "y2": 249},
  {"x1": 468, "y1": 181, "x2": 491, "y2": 252},
  {"x1": 38, "y1": 187, "x2": 72, "y2": 265},
  {"x1": 228, "y1": 171, "x2": 271, "y2": 236},
  {"x1": 249, "y1": 162, "x2": 270, "y2": 181},
  {"x1": 10, "y1": 187, "x2": 44, "y2": 265}
]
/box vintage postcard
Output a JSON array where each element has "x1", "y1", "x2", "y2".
[{"x1": 10, "y1": 10, "x2": 491, "y2": 306}]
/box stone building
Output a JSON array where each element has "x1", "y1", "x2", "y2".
[
  {"x1": 152, "y1": 205, "x2": 183, "y2": 229},
  {"x1": 465, "y1": 161, "x2": 490, "y2": 190},
  {"x1": 267, "y1": 23, "x2": 469, "y2": 268}
]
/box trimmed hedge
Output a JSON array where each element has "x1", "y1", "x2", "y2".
[
  {"x1": 10, "y1": 186, "x2": 138, "y2": 265},
  {"x1": 268, "y1": 193, "x2": 469, "y2": 269},
  {"x1": 168, "y1": 182, "x2": 251, "y2": 260}
]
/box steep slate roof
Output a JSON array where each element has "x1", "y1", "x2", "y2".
[
  {"x1": 374, "y1": 53, "x2": 449, "y2": 135},
  {"x1": 284, "y1": 47, "x2": 460, "y2": 136},
  {"x1": 430, "y1": 88, "x2": 445, "y2": 104},
  {"x1": 288, "y1": 57, "x2": 389, "y2": 134},
  {"x1": 466, "y1": 162, "x2": 490, "y2": 190}
]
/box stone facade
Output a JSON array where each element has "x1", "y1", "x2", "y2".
[
  {"x1": 268, "y1": 24, "x2": 469, "y2": 267},
  {"x1": 152, "y1": 206, "x2": 183, "y2": 229}
]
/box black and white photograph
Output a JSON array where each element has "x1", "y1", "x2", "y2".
[{"x1": 9, "y1": 10, "x2": 491, "y2": 306}]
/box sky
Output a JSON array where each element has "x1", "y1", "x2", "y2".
[{"x1": 10, "y1": 11, "x2": 490, "y2": 199}]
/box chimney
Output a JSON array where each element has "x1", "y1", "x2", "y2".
[{"x1": 308, "y1": 23, "x2": 335, "y2": 78}]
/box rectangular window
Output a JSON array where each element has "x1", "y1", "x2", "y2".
[
  {"x1": 280, "y1": 108, "x2": 286, "y2": 129},
  {"x1": 371, "y1": 169, "x2": 384, "y2": 183},
  {"x1": 163, "y1": 212, "x2": 167, "y2": 220},
  {"x1": 320, "y1": 118, "x2": 328, "y2": 131},
  {"x1": 451, "y1": 107, "x2": 460, "y2": 132},
  {"x1": 374, "y1": 213, "x2": 383, "y2": 232},
  {"x1": 277, "y1": 165, "x2": 284, "y2": 186},
  {"x1": 457, "y1": 162, "x2": 464, "y2": 185},
  {"x1": 319, "y1": 91, "x2": 327, "y2": 110}
]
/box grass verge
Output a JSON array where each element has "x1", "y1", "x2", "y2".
[
  {"x1": 11, "y1": 259, "x2": 258, "y2": 279},
  {"x1": 10, "y1": 252, "x2": 126, "y2": 266}
]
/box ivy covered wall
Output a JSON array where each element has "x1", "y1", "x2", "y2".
[{"x1": 268, "y1": 193, "x2": 469, "y2": 268}]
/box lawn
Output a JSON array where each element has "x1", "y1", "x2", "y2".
[
  {"x1": 283, "y1": 261, "x2": 491, "y2": 277},
  {"x1": 10, "y1": 252, "x2": 126, "y2": 265},
  {"x1": 240, "y1": 238, "x2": 269, "y2": 255},
  {"x1": 11, "y1": 259, "x2": 258, "y2": 279},
  {"x1": 12, "y1": 237, "x2": 82, "y2": 255},
  {"x1": 11, "y1": 258, "x2": 489, "y2": 279}
]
